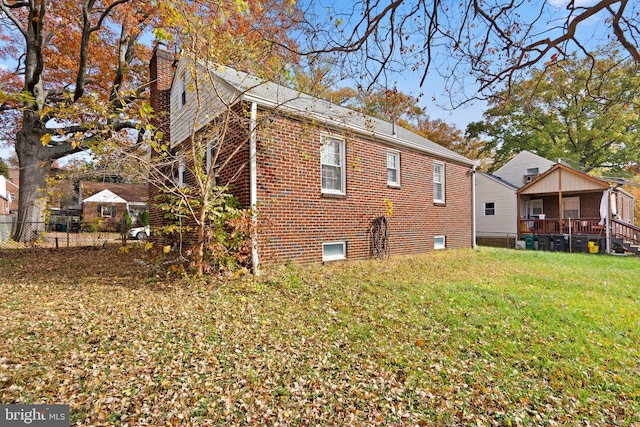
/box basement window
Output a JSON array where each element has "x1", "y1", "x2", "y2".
[
  {"x1": 322, "y1": 241, "x2": 346, "y2": 262},
  {"x1": 434, "y1": 235, "x2": 446, "y2": 250}
]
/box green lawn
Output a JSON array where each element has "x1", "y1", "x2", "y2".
[{"x1": 0, "y1": 247, "x2": 638, "y2": 425}]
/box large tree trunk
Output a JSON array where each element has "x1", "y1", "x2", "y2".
[{"x1": 13, "y1": 111, "x2": 52, "y2": 242}]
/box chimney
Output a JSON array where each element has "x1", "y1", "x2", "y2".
[
  {"x1": 150, "y1": 45, "x2": 175, "y2": 143},
  {"x1": 148, "y1": 46, "x2": 175, "y2": 245}
]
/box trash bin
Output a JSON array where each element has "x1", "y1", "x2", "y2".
[
  {"x1": 538, "y1": 235, "x2": 551, "y2": 251},
  {"x1": 552, "y1": 236, "x2": 567, "y2": 252},
  {"x1": 524, "y1": 234, "x2": 535, "y2": 250},
  {"x1": 571, "y1": 236, "x2": 588, "y2": 253}
]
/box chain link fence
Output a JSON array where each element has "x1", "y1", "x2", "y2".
[{"x1": 0, "y1": 218, "x2": 143, "y2": 248}]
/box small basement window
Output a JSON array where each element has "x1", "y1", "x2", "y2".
[
  {"x1": 322, "y1": 241, "x2": 346, "y2": 262},
  {"x1": 434, "y1": 235, "x2": 446, "y2": 250}
]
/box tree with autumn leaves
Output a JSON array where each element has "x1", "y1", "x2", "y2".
[
  {"x1": 471, "y1": 48, "x2": 640, "y2": 173},
  {"x1": 147, "y1": 0, "x2": 299, "y2": 276},
  {"x1": 0, "y1": 0, "x2": 158, "y2": 241}
]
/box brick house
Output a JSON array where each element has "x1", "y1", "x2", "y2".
[
  {"x1": 149, "y1": 48, "x2": 477, "y2": 266},
  {"x1": 79, "y1": 181, "x2": 149, "y2": 231}
]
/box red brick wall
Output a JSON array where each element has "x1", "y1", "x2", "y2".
[
  {"x1": 215, "y1": 105, "x2": 251, "y2": 207},
  {"x1": 149, "y1": 47, "x2": 174, "y2": 243},
  {"x1": 535, "y1": 192, "x2": 603, "y2": 219},
  {"x1": 254, "y1": 114, "x2": 473, "y2": 264},
  {"x1": 581, "y1": 192, "x2": 603, "y2": 218},
  {"x1": 149, "y1": 49, "x2": 474, "y2": 264}
]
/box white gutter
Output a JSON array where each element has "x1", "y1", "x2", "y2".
[
  {"x1": 472, "y1": 165, "x2": 477, "y2": 248},
  {"x1": 240, "y1": 93, "x2": 477, "y2": 167},
  {"x1": 250, "y1": 102, "x2": 259, "y2": 274}
]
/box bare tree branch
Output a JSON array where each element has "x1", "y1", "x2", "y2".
[{"x1": 0, "y1": 1, "x2": 27, "y2": 36}]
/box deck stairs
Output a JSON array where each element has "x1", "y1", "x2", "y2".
[{"x1": 612, "y1": 219, "x2": 640, "y2": 256}]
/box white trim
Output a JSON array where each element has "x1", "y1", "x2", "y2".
[
  {"x1": 434, "y1": 235, "x2": 446, "y2": 250},
  {"x1": 525, "y1": 167, "x2": 539, "y2": 175},
  {"x1": 527, "y1": 199, "x2": 543, "y2": 219},
  {"x1": 241, "y1": 92, "x2": 477, "y2": 167},
  {"x1": 433, "y1": 161, "x2": 445, "y2": 203},
  {"x1": 386, "y1": 150, "x2": 401, "y2": 187},
  {"x1": 177, "y1": 153, "x2": 186, "y2": 187},
  {"x1": 174, "y1": 55, "x2": 476, "y2": 166},
  {"x1": 562, "y1": 196, "x2": 580, "y2": 219},
  {"x1": 484, "y1": 201, "x2": 496, "y2": 216},
  {"x1": 322, "y1": 241, "x2": 347, "y2": 261},
  {"x1": 179, "y1": 71, "x2": 187, "y2": 107},
  {"x1": 320, "y1": 134, "x2": 346, "y2": 195},
  {"x1": 472, "y1": 166, "x2": 476, "y2": 248},
  {"x1": 250, "y1": 102, "x2": 259, "y2": 274}
]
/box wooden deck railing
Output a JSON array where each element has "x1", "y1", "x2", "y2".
[
  {"x1": 518, "y1": 218, "x2": 603, "y2": 238},
  {"x1": 612, "y1": 219, "x2": 640, "y2": 246}
]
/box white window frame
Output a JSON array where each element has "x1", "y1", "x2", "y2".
[
  {"x1": 179, "y1": 71, "x2": 187, "y2": 107},
  {"x1": 434, "y1": 235, "x2": 446, "y2": 250},
  {"x1": 526, "y1": 167, "x2": 539, "y2": 175},
  {"x1": 562, "y1": 196, "x2": 580, "y2": 219},
  {"x1": 100, "y1": 205, "x2": 113, "y2": 218},
  {"x1": 320, "y1": 135, "x2": 346, "y2": 195},
  {"x1": 322, "y1": 241, "x2": 346, "y2": 262},
  {"x1": 484, "y1": 201, "x2": 496, "y2": 216},
  {"x1": 527, "y1": 199, "x2": 543, "y2": 219},
  {"x1": 433, "y1": 161, "x2": 445, "y2": 203},
  {"x1": 386, "y1": 150, "x2": 400, "y2": 187}
]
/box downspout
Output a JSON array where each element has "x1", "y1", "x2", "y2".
[
  {"x1": 472, "y1": 165, "x2": 476, "y2": 248},
  {"x1": 250, "y1": 102, "x2": 259, "y2": 273},
  {"x1": 605, "y1": 187, "x2": 611, "y2": 254}
]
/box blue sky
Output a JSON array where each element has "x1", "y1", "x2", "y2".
[{"x1": 0, "y1": 0, "x2": 608, "y2": 162}]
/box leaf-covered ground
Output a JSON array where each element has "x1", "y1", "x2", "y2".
[{"x1": 0, "y1": 247, "x2": 638, "y2": 426}]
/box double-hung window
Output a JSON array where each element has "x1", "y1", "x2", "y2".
[
  {"x1": 321, "y1": 135, "x2": 345, "y2": 194},
  {"x1": 433, "y1": 161, "x2": 445, "y2": 203},
  {"x1": 386, "y1": 151, "x2": 400, "y2": 186},
  {"x1": 484, "y1": 202, "x2": 495, "y2": 216}
]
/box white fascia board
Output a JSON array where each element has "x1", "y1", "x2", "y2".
[{"x1": 240, "y1": 93, "x2": 477, "y2": 167}]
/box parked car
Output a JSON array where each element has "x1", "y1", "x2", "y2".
[{"x1": 128, "y1": 225, "x2": 150, "y2": 240}]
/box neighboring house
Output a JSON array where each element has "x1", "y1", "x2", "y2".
[
  {"x1": 79, "y1": 181, "x2": 149, "y2": 231},
  {"x1": 476, "y1": 150, "x2": 556, "y2": 247},
  {"x1": 0, "y1": 171, "x2": 19, "y2": 214},
  {"x1": 475, "y1": 172, "x2": 519, "y2": 247},
  {"x1": 149, "y1": 48, "x2": 477, "y2": 266},
  {"x1": 0, "y1": 175, "x2": 11, "y2": 214},
  {"x1": 476, "y1": 151, "x2": 638, "y2": 253}
]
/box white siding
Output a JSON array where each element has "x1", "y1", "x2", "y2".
[
  {"x1": 475, "y1": 173, "x2": 518, "y2": 237},
  {"x1": 170, "y1": 60, "x2": 241, "y2": 147},
  {"x1": 518, "y1": 167, "x2": 606, "y2": 195},
  {"x1": 494, "y1": 151, "x2": 555, "y2": 188}
]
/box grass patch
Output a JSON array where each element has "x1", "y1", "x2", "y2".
[{"x1": 0, "y1": 246, "x2": 638, "y2": 425}]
